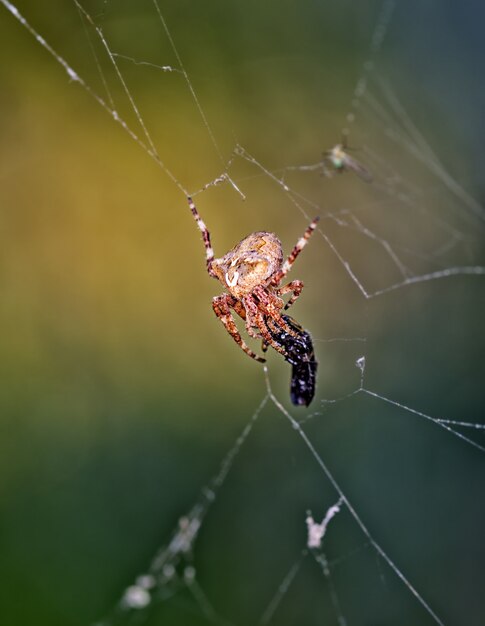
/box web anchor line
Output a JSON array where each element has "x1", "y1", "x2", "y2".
[
  {"x1": 263, "y1": 367, "x2": 446, "y2": 626},
  {"x1": 95, "y1": 395, "x2": 267, "y2": 626},
  {"x1": 343, "y1": 0, "x2": 397, "y2": 138},
  {"x1": 0, "y1": 0, "x2": 190, "y2": 195},
  {"x1": 151, "y1": 0, "x2": 227, "y2": 167},
  {"x1": 235, "y1": 145, "x2": 485, "y2": 300},
  {"x1": 301, "y1": 357, "x2": 485, "y2": 453}
]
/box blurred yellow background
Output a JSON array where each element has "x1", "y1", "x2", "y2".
[{"x1": 1, "y1": 1, "x2": 484, "y2": 625}]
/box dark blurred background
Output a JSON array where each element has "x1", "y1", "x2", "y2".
[{"x1": 1, "y1": 1, "x2": 484, "y2": 625}]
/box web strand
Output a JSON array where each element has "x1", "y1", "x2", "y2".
[
  {"x1": 151, "y1": 0, "x2": 227, "y2": 167},
  {"x1": 4, "y1": 0, "x2": 483, "y2": 300},
  {"x1": 362, "y1": 389, "x2": 485, "y2": 453},
  {"x1": 0, "y1": 0, "x2": 187, "y2": 194},
  {"x1": 2, "y1": 1, "x2": 484, "y2": 624},
  {"x1": 259, "y1": 551, "x2": 305, "y2": 625},
  {"x1": 264, "y1": 367, "x2": 445, "y2": 626},
  {"x1": 96, "y1": 395, "x2": 268, "y2": 626}
]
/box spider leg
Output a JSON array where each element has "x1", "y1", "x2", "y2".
[
  {"x1": 242, "y1": 305, "x2": 272, "y2": 349},
  {"x1": 277, "y1": 280, "x2": 304, "y2": 310},
  {"x1": 187, "y1": 196, "x2": 218, "y2": 279},
  {"x1": 243, "y1": 295, "x2": 288, "y2": 358},
  {"x1": 212, "y1": 294, "x2": 265, "y2": 363},
  {"x1": 231, "y1": 299, "x2": 247, "y2": 320},
  {"x1": 233, "y1": 302, "x2": 273, "y2": 356},
  {"x1": 231, "y1": 298, "x2": 270, "y2": 352},
  {"x1": 252, "y1": 286, "x2": 300, "y2": 340},
  {"x1": 271, "y1": 216, "x2": 319, "y2": 286},
  {"x1": 245, "y1": 318, "x2": 263, "y2": 341}
]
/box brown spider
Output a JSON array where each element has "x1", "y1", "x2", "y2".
[{"x1": 188, "y1": 196, "x2": 319, "y2": 363}]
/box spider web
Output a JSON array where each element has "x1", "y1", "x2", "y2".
[{"x1": 1, "y1": 1, "x2": 484, "y2": 625}]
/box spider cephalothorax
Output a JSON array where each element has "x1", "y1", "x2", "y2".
[
  {"x1": 211, "y1": 231, "x2": 283, "y2": 299},
  {"x1": 188, "y1": 196, "x2": 319, "y2": 371}
]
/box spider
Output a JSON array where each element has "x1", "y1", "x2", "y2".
[{"x1": 188, "y1": 196, "x2": 319, "y2": 364}]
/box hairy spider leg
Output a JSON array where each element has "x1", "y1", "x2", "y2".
[
  {"x1": 188, "y1": 196, "x2": 217, "y2": 278},
  {"x1": 243, "y1": 295, "x2": 289, "y2": 358},
  {"x1": 271, "y1": 216, "x2": 319, "y2": 286},
  {"x1": 252, "y1": 285, "x2": 301, "y2": 341},
  {"x1": 242, "y1": 306, "x2": 265, "y2": 342},
  {"x1": 229, "y1": 299, "x2": 283, "y2": 355},
  {"x1": 277, "y1": 279, "x2": 304, "y2": 310},
  {"x1": 230, "y1": 298, "x2": 276, "y2": 357},
  {"x1": 261, "y1": 279, "x2": 304, "y2": 351},
  {"x1": 212, "y1": 294, "x2": 265, "y2": 363}
]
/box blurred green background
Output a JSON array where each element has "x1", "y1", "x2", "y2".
[{"x1": 1, "y1": 1, "x2": 484, "y2": 625}]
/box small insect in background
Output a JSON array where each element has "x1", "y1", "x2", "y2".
[
  {"x1": 323, "y1": 138, "x2": 372, "y2": 182},
  {"x1": 188, "y1": 196, "x2": 318, "y2": 405}
]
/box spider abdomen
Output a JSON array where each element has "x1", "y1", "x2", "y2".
[{"x1": 212, "y1": 231, "x2": 283, "y2": 298}]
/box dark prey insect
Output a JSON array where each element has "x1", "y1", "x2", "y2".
[
  {"x1": 265, "y1": 314, "x2": 317, "y2": 406},
  {"x1": 188, "y1": 196, "x2": 318, "y2": 402}
]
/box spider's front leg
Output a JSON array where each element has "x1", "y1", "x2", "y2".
[
  {"x1": 230, "y1": 298, "x2": 272, "y2": 354},
  {"x1": 188, "y1": 196, "x2": 218, "y2": 279},
  {"x1": 212, "y1": 294, "x2": 265, "y2": 363},
  {"x1": 243, "y1": 295, "x2": 289, "y2": 358},
  {"x1": 270, "y1": 216, "x2": 319, "y2": 286},
  {"x1": 252, "y1": 286, "x2": 300, "y2": 341},
  {"x1": 277, "y1": 280, "x2": 304, "y2": 310}
]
